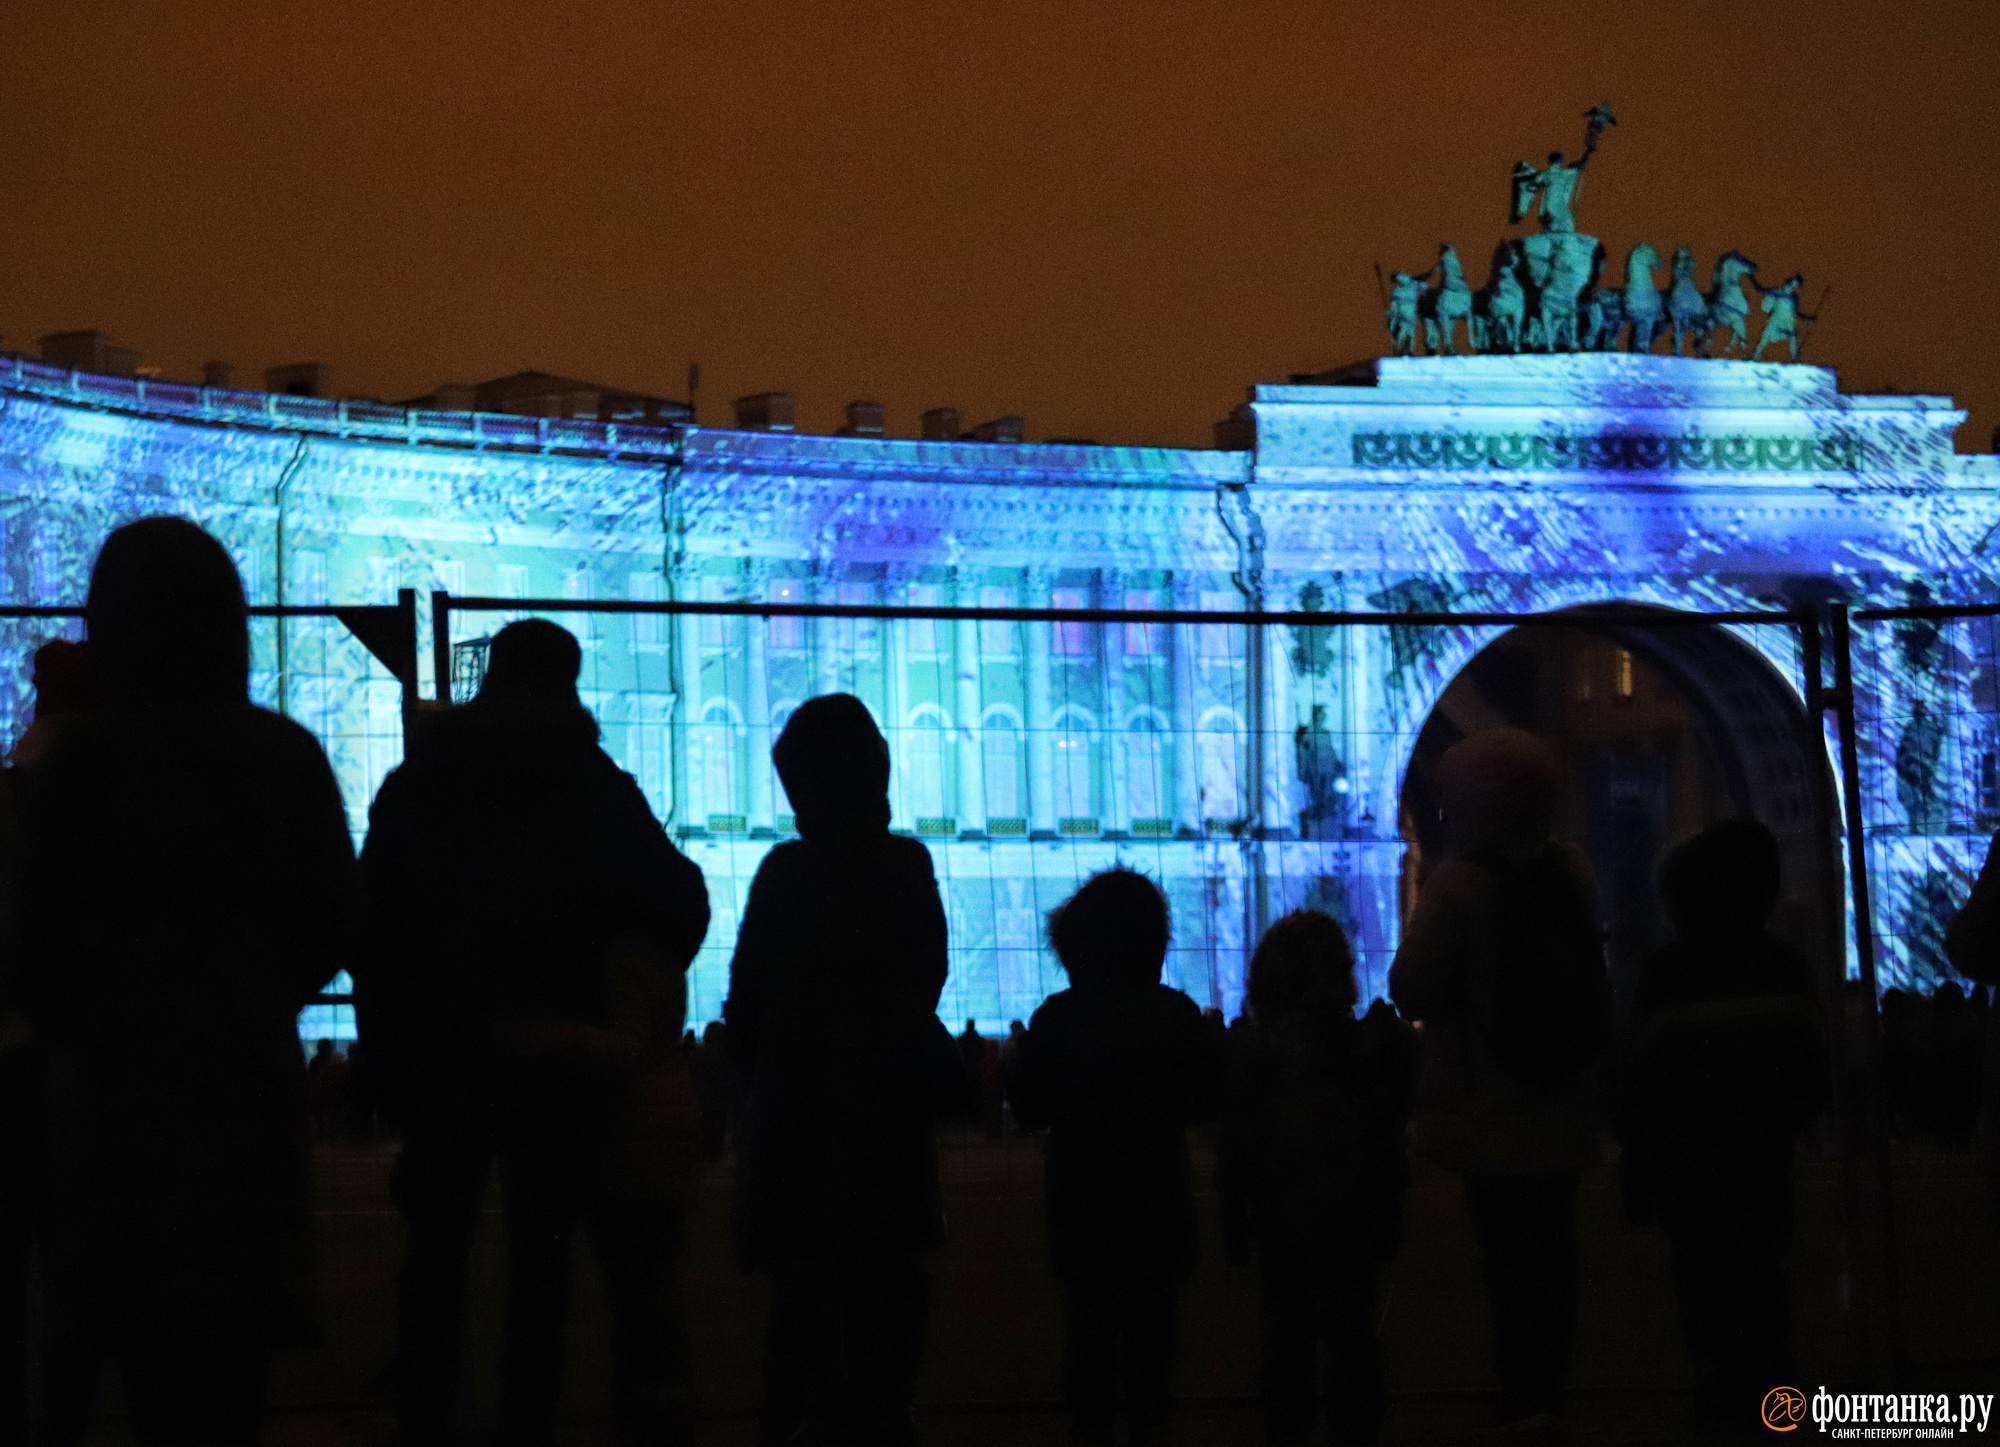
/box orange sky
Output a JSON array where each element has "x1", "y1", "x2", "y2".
[{"x1": 3, "y1": 0, "x2": 1994, "y2": 451}]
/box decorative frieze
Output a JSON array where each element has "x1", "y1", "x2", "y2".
[{"x1": 1350, "y1": 429, "x2": 1864, "y2": 473}]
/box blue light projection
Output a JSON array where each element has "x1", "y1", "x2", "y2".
[{"x1": 0, "y1": 351, "x2": 1995, "y2": 1030}]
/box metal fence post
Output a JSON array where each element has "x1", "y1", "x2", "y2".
[
  {"x1": 432, "y1": 591, "x2": 453, "y2": 706},
  {"x1": 1827, "y1": 600, "x2": 1905, "y2": 1371}
]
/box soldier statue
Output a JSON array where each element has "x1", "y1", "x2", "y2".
[
  {"x1": 1385, "y1": 271, "x2": 1424, "y2": 356},
  {"x1": 1753, "y1": 275, "x2": 1818, "y2": 362}
]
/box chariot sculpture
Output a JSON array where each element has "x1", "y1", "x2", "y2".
[{"x1": 1382, "y1": 106, "x2": 1823, "y2": 361}]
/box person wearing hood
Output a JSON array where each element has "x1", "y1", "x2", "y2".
[
  {"x1": 7, "y1": 517, "x2": 360, "y2": 1445},
  {"x1": 1388, "y1": 728, "x2": 1610, "y2": 1442},
  {"x1": 724, "y1": 693, "x2": 955, "y2": 1447},
  {"x1": 1618, "y1": 821, "x2": 1825, "y2": 1437},
  {"x1": 357, "y1": 617, "x2": 709, "y2": 1446},
  {"x1": 1216, "y1": 910, "x2": 1416, "y2": 1446},
  {"x1": 1009, "y1": 868, "x2": 1221, "y2": 1446}
]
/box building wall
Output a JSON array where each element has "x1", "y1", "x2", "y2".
[{"x1": 1, "y1": 352, "x2": 1995, "y2": 1028}]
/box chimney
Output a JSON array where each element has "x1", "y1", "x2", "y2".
[
  {"x1": 919, "y1": 407, "x2": 962, "y2": 441},
  {"x1": 969, "y1": 415, "x2": 1025, "y2": 444},
  {"x1": 201, "y1": 361, "x2": 234, "y2": 389},
  {"x1": 1213, "y1": 402, "x2": 1255, "y2": 451},
  {"x1": 266, "y1": 362, "x2": 331, "y2": 398},
  {"x1": 732, "y1": 392, "x2": 796, "y2": 432},
  {"x1": 39, "y1": 330, "x2": 142, "y2": 379},
  {"x1": 838, "y1": 401, "x2": 886, "y2": 437}
]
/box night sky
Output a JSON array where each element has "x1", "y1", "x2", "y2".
[{"x1": 3, "y1": 0, "x2": 1994, "y2": 450}]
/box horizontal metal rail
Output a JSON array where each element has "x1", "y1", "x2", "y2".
[
  {"x1": 437, "y1": 594, "x2": 1809, "y2": 630},
  {"x1": 0, "y1": 604, "x2": 409, "y2": 620},
  {"x1": 1855, "y1": 600, "x2": 2000, "y2": 622}
]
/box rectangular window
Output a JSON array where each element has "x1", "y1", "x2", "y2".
[
  {"x1": 769, "y1": 578, "x2": 805, "y2": 650},
  {"x1": 292, "y1": 551, "x2": 328, "y2": 607},
  {"x1": 367, "y1": 557, "x2": 399, "y2": 606},
  {"x1": 1124, "y1": 589, "x2": 1163, "y2": 657},
  {"x1": 1199, "y1": 591, "x2": 1240, "y2": 658},
  {"x1": 980, "y1": 585, "x2": 1017, "y2": 657},
  {"x1": 907, "y1": 584, "x2": 943, "y2": 655},
  {"x1": 563, "y1": 568, "x2": 596, "y2": 646},
  {"x1": 628, "y1": 571, "x2": 664, "y2": 647},
  {"x1": 497, "y1": 564, "x2": 530, "y2": 624},
  {"x1": 699, "y1": 577, "x2": 732, "y2": 649},
  {"x1": 1615, "y1": 648, "x2": 1635, "y2": 698},
  {"x1": 1052, "y1": 589, "x2": 1091, "y2": 657},
  {"x1": 232, "y1": 546, "x2": 261, "y2": 603},
  {"x1": 838, "y1": 580, "x2": 878, "y2": 651}
]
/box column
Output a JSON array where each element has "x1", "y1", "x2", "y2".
[
  {"x1": 1263, "y1": 616, "x2": 1293, "y2": 839},
  {"x1": 1099, "y1": 567, "x2": 1129, "y2": 835},
  {"x1": 812, "y1": 559, "x2": 843, "y2": 699},
  {"x1": 884, "y1": 566, "x2": 910, "y2": 827},
  {"x1": 1025, "y1": 565, "x2": 1057, "y2": 837},
  {"x1": 1170, "y1": 573, "x2": 1202, "y2": 836},
  {"x1": 743, "y1": 559, "x2": 775, "y2": 833},
  {"x1": 672, "y1": 556, "x2": 707, "y2": 832},
  {"x1": 952, "y1": 565, "x2": 986, "y2": 834}
]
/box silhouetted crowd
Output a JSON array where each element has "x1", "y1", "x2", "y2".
[{"x1": 0, "y1": 518, "x2": 1995, "y2": 1445}]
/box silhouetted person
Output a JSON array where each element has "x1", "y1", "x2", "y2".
[
  {"x1": 359, "y1": 618, "x2": 709, "y2": 1446},
  {"x1": 693, "y1": 1019, "x2": 740, "y2": 1161},
  {"x1": 1011, "y1": 868, "x2": 1221, "y2": 1445},
  {"x1": 1617, "y1": 822, "x2": 1825, "y2": 1438},
  {"x1": 724, "y1": 694, "x2": 955, "y2": 1446},
  {"x1": 999, "y1": 1020, "x2": 1028, "y2": 1132},
  {"x1": 1216, "y1": 911, "x2": 1416, "y2": 1445},
  {"x1": 305, "y1": 1038, "x2": 350, "y2": 1139},
  {"x1": 1389, "y1": 729, "x2": 1610, "y2": 1441},
  {"x1": 7, "y1": 517, "x2": 359, "y2": 1445},
  {"x1": 1921, "y1": 983, "x2": 1982, "y2": 1150},
  {"x1": 1944, "y1": 838, "x2": 2000, "y2": 1214},
  {"x1": 10, "y1": 637, "x2": 95, "y2": 770},
  {"x1": 0, "y1": 762, "x2": 32, "y2": 1446},
  {"x1": 956, "y1": 1019, "x2": 989, "y2": 1128}
]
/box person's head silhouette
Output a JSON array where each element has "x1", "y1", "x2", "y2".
[
  {"x1": 772, "y1": 693, "x2": 891, "y2": 838},
  {"x1": 87, "y1": 516, "x2": 248, "y2": 706},
  {"x1": 1660, "y1": 819, "x2": 1782, "y2": 940},
  {"x1": 1248, "y1": 909, "x2": 1358, "y2": 1020},
  {"x1": 1435, "y1": 727, "x2": 1560, "y2": 857},
  {"x1": 1048, "y1": 868, "x2": 1170, "y2": 988},
  {"x1": 478, "y1": 619, "x2": 583, "y2": 705}
]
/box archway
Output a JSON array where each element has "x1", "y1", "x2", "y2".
[{"x1": 1398, "y1": 608, "x2": 1841, "y2": 1015}]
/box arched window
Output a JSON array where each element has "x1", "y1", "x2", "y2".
[
  {"x1": 1199, "y1": 710, "x2": 1242, "y2": 823},
  {"x1": 983, "y1": 710, "x2": 1023, "y2": 822},
  {"x1": 905, "y1": 705, "x2": 950, "y2": 821},
  {"x1": 1125, "y1": 713, "x2": 1167, "y2": 822},
  {"x1": 1053, "y1": 707, "x2": 1097, "y2": 821}
]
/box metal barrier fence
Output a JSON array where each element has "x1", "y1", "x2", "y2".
[{"x1": 427, "y1": 591, "x2": 1840, "y2": 1015}]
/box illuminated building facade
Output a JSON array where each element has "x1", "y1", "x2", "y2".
[{"x1": 0, "y1": 350, "x2": 1994, "y2": 1026}]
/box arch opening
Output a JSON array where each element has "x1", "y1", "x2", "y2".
[{"x1": 1398, "y1": 607, "x2": 1841, "y2": 1016}]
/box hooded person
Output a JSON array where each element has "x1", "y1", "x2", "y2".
[
  {"x1": 7, "y1": 517, "x2": 360, "y2": 1446},
  {"x1": 1215, "y1": 910, "x2": 1416, "y2": 1446},
  {"x1": 1617, "y1": 820, "x2": 1825, "y2": 1437},
  {"x1": 723, "y1": 693, "x2": 955, "y2": 1447},
  {"x1": 358, "y1": 616, "x2": 709, "y2": 1447},
  {"x1": 1009, "y1": 868, "x2": 1221, "y2": 1446},
  {"x1": 1387, "y1": 727, "x2": 1610, "y2": 1440}
]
